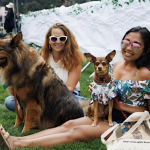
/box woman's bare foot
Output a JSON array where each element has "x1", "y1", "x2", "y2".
[{"x1": 0, "y1": 125, "x2": 22, "y2": 150}]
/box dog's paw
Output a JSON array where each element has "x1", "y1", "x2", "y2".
[
  {"x1": 91, "y1": 123, "x2": 97, "y2": 127},
  {"x1": 109, "y1": 123, "x2": 113, "y2": 127},
  {"x1": 91, "y1": 124, "x2": 96, "y2": 127}
]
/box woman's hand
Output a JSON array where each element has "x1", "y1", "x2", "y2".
[{"x1": 88, "y1": 82, "x2": 93, "y2": 95}]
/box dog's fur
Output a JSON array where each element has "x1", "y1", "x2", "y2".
[
  {"x1": 84, "y1": 50, "x2": 116, "y2": 126},
  {"x1": 0, "y1": 32, "x2": 84, "y2": 132}
]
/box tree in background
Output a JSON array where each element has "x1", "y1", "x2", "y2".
[
  {"x1": 0, "y1": 0, "x2": 94, "y2": 13},
  {"x1": 26, "y1": 1, "x2": 41, "y2": 12},
  {"x1": 0, "y1": 0, "x2": 63, "y2": 13},
  {"x1": 0, "y1": 0, "x2": 13, "y2": 8}
]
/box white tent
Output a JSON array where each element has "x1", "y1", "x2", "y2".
[{"x1": 21, "y1": 0, "x2": 150, "y2": 62}]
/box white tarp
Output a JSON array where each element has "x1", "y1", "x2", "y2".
[{"x1": 21, "y1": 0, "x2": 150, "y2": 62}]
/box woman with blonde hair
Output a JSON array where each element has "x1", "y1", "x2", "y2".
[
  {"x1": 5, "y1": 22, "x2": 87, "y2": 112},
  {"x1": 40, "y1": 22, "x2": 85, "y2": 94}
]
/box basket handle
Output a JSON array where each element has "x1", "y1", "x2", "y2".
[{"x1": 101, "y1": 111, "x2": 150, "y2": 144}]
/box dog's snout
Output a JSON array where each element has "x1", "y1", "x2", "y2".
[{"x1": 98, "y1": 67, "x2": 102, "y2": 71}]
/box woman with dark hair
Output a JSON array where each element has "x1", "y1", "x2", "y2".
[
  {"x1": 121, "y1": 26, "x2": 150, "y2": 70},
  {"x1": 0, "y1": 26, "x2": 150, "y2": 149},
  {"x1": 4, "y1": 2, "x2": 14, "y2": 33}
]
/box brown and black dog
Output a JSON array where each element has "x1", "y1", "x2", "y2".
[
  {"x1": 0, "y1": 32, "x2": 84, "y2": 132},
  {"x1": 84, "y1": 50, "x2": 116, "y2": 127}
]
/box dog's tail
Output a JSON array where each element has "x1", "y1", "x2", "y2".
[{"x1": 78, "y1": 99, "x2": 91, "y2": 116}]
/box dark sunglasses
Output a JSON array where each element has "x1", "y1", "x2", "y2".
[
  {"x1": 121, "y1": 40, "x2": 142, "y2": 53},
  {"x1": 49, "y1": 36, "x2": 67, "y2": 43}
]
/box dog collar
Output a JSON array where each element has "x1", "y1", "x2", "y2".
[
  {"x1": 96, "y1": 81, "x2": 109, "y2": 85},
  {"x1": 95, "y1": 75, "x2": 108, "y2": 82}
]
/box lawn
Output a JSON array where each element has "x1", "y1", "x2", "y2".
[{"x1": 0, "y1": 60, "x2": 107, "y2": 150}]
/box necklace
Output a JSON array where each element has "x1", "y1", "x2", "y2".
[{"x1": 133, "y1": 71, "x2": 137, "y2": 77}]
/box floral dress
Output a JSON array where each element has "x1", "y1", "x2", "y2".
[{"x1": 107, "y1": 64, "x2": 150, "y2": 107}]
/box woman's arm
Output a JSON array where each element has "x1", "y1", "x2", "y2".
[{"x1": 66, "y1": 65, "x2": 81, "y2": 92}]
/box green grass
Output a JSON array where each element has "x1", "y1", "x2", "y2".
[
  {"x1": 0, "y1": 60, "x2": 106, "y2": 150},
  {"x1": 80, "y1": 60, "x2": 94, "y2": 98}
]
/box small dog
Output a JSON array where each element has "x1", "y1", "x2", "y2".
[
  {"x1": 0, "y1": 32, "x2": 84, "y2": 132},
  {"x1": 84, "y1": 50, "x2": 116, "y2": 127}
]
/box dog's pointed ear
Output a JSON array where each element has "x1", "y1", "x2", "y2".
[
  {"x1": 106, "y1": 50, "x2": 116, "y2": 62},
  {"x1": 10, "y1": 32, "x2": 22, "y2": 47},
  {"x1": 84, "y1": 53, "x2": 96, "y2": 63}
]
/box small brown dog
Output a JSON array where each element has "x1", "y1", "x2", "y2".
[{"x1": 84, "y1": 50, "x2": 116, "y2": 127}]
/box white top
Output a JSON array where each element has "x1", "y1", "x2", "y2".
[{"x1": 49, "y1": 54, "x2": 80, "y2": 91}]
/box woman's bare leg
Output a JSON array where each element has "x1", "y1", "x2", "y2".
[
  {"x1": 18, "y1": 117, "x2": 93, "y2": 140},
  {"x1": 8, "y1": 121, "x2": 111, "y2": 149},
  {"x1": 3, "y1": 117, "x2": 93, "y2": 141}
]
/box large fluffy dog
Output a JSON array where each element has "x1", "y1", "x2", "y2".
[{"x1": 0, "y1": 32, "x2": 84, "y2": 132}]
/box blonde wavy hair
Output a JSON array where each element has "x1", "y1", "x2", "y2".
[{"x1": 40, "y1": 23, "x2": 86, "y2": 70}]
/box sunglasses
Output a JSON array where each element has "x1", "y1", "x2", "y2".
[
  {"x1": 121, "y1": 40, "x2": 142, "y2": 53},
  {"x1": 49, "y1": 36, "x2": 67, "y2": 43}
]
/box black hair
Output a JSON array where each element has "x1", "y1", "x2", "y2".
[
  {"x1": 122, "y1": 26, "x2": 150, "y2": 70},
  {"x1": 9, "y1": 8, "x2": 14, "y2": 18}
]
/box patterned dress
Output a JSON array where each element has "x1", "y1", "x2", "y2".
[
  {"x1": 108, "y1": 64, "x2": 150, "y2": 107},
  {"x1": 91, "y1": 82, "x2": 109, "y2": 105}
]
